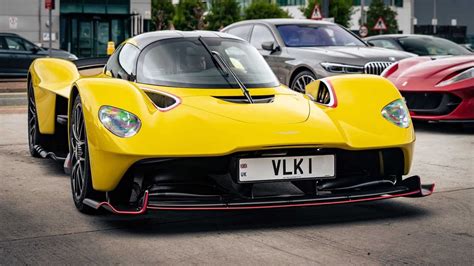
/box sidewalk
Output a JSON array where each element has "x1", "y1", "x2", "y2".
[{"x1": 0, "y1": 79, "x2": 27, "y2": 106}]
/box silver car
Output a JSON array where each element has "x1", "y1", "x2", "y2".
[{"x1": 222, "y1": 19, "x2": 415, "y2": 92}]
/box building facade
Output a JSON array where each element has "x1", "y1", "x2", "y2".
[{"x1": 0, "y1": 0, "x2": 151, "y2": 58}]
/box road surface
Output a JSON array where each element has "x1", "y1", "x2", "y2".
[{"x1": 0, "y1": 108, "x2": 473, "y2": 264}]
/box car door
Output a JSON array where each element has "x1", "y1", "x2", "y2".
[
  {"x1": 3, "y1": 36, "x2": 32, "y2": 75},
  {"x1": 249, "y1": 25, "x2": 285, "y2": 83},
  {"x1": 0, "y1": 36, "x2": 11, "y2": 75},
  {"x1": 21, "y1": 38, "x2": 43, "y2": 63}
]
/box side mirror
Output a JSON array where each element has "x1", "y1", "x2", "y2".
[
  {"x1": 261, "y1": 41, "x2": 280, "y2": 53},
  {"x1": 30, "y1": 46, "x2": 41, "y2": 54}
]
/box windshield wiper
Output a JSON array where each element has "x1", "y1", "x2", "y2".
[{"x1": 198, "y1": 37, "x2": 254, "y2": 104}]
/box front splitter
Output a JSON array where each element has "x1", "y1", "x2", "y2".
[{"x1": 83, "y1": 176, "x2": 434, "y2": 215}]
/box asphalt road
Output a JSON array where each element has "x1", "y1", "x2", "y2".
[{"x1": 1, "y1": 108, "x2": 473, "y2": 265}]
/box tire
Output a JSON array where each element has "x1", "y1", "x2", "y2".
[
  {"x1": 290, "y1": 70, "x2": 316, "y2": 93},
  {"x1": 70, "y1": 95, "x2": 103, "y2": 214},
  {"x1": 27, "y1": 79, "x2": 42, "y2": 157}
]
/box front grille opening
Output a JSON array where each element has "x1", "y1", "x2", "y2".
[
  {"x1": 315, "y1": 82, "x2": 331, "y2": 104},
  {"x1": 145, "y1": 91, "x2": 178, "y2": 109},
  {"x1": 214, "y1": 95, "x2": 274, "y2": 104},
  {"x1": 364, "y1": 62, "x2": 393, "y2": 75},
  {"x1": 402, "y1": 92, "x2": 462, "y2": 115},
  {"x1": 116, "y1": 148, "x2": 407, "y2": 207}
]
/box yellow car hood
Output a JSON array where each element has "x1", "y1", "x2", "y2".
[{"x1": 183, "y1": 94, "x2": 310, "y2": 124}]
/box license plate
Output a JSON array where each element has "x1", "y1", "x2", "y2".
[{"x1": 238, "y1": 155, "x2": 335, "y2": 183}]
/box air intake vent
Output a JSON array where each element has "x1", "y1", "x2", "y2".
[
  {"x1": 144, "y1": 90, "x2": 180, "y2": 111},
  {"x1": 315, "y1": 82, "x2": 331, "y2": 105},
  {"x1": 214, "y1": 95, "x2": 275, "y2": 104},
  {"x1": 364, "y1": 62, "x2": 393, "y2": 75}
]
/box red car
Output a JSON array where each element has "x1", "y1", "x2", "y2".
[{"x1": 382, "y1": 56, "x2": 474, "y2": 123}]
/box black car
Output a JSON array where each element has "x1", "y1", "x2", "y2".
[
  {"x1": 0, "y1": 33, "x2": 77, "y2": 77},
  {"x1": 365, "y1": 34, "x2": 472, "y2": 56}
]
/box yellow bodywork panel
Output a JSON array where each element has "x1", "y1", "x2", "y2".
[
  {"x1": 29, "y1": 58, "x2": 415, "y2": 192},
  {"x1": 29, "y1": 58, "x2": 80, "y2": 134}
]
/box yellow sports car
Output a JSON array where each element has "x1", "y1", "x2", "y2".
[{"x1": 28, "y1": 31, "x2": 433, "y2": 215}]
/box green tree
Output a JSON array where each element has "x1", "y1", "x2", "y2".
[
  {"x1": 151, "y1": 0, "x2": 175, "y2": 30},
  {"x1": 173, "y1": 0, "x2": 205, "y2": 31},
  {"x1": 244, "y1": 0, "x2": 291, "y2": 20},
  {"x1": 300, "y1": 0, "x2": 320, "y2": 19},
  {"x1": 300, "y1": 0, "x2": 353, "y2": 28},
  {"x1": 366, "y1": 0, "x2": 398, "y2": 35},
  {"x1": 206, "y1": 0, "x2": 241, "y2": 31}
]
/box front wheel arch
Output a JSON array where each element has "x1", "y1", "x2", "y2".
[{"x1": 289, "y1": 68, "x2": 317, "y2": 93}]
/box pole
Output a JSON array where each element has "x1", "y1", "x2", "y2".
[
  {"x1": 38, "y1": 0, "x2": 41, "y2": 47},
  {"x1": 410, "y1": 0, "x2": 415, "y2": 34},
  {"x1": 361, "y1": 0, "x2": 365, "y2": 26},
  {"x1": 48, "y1": 7, "x2": 52, "y2": 57},
  {"x1": 322, "y1": 0, "x2": 329, "y2": 18},
  {"x1": 433, "y1": 0, "x2": 437, "y2": 34}
]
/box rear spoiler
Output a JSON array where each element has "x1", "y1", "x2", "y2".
[{"x1": 73, "y1": 57, "x2": 109, "y2": 70}]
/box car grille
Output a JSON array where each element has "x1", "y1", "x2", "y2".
[
  {"x1": 364, "y1": 62, "x2": 393, "y2": 75},
  {"x1": 401, "y1": 92, "x2": 462, "y2": 115}
]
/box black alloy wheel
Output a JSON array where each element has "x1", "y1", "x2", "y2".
[
  {"x1": 70, "y1": 95, "x2": 102, "y2": 214},
  {"x1": 27, "y1": 79, "x2": 41, "y2": 157}
]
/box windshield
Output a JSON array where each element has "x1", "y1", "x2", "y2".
[
  {"x1": 397, "y1": 36, "x2": 471, "y2": 56},
  {"x1": 277, "y1": 24, "x2": 366, "y2": 47},
  {"x1": 136, "y1": 38, "x2": 279, "y2": 88}
]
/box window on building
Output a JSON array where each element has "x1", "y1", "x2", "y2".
[
  {"x1": 276, "y1": 0, "x2": 306, "y2": 6},
  {"x1": 60, "y1": 0, "x2": 129, "y2": 14},
  {"x1": 353, "y1": 0, "x2": 403, "y2": 7}
]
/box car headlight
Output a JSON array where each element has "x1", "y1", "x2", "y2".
[
  {"x1": 321, "y1": 62, "x2": 364, "y2": 74},
  {"x1": 381, "y1": 99, "x2": 410, "y2": 128},
  {"x1": 99, "y1": 106, "x2": 141, "y2": 137},
  {"x1": 436, "y1": 67, "x2": 473, "y2": 87}
]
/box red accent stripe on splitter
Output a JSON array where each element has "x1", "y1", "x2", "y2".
[
  {"x1": 147, "y1": 189, "x2": 421, "y2": 211},
  {"x1": 96, "y1": 191, "x2": 149, "y2": 215}
]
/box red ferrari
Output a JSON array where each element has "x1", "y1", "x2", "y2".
[{"x1": 382, "y1": 56, "x2": 474, "y2": 123}]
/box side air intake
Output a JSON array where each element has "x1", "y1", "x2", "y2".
[
  {"x1": 144, "y1": 90, "x2": 180, "y2": 111},
  {"x1": 315, "y1": 82, "x2": 331, "y2": 105}
]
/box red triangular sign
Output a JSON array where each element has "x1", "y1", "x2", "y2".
[
  {"x1": 311, "y1": 5, "x2": 323, "y2": 20},
  {"x1": 373, "y1": 17, "x2": 387, "y2": 30}
]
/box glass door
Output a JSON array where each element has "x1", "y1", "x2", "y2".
[
  {"x1": 78, "y1": 21, "x2": 93, "y2": 58},
  {"x1": 95, "y1": 21, "x2": 110, "y2": 57}
]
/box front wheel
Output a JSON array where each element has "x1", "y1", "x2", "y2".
[
  {"x1": 70, "y1": 95, "x2": 103, "y2": 214},
  {"x1": 27, "y1": 79, "x2": 42, "y2": 157},
  {"x1": 290, "y1": 71, "x2": 316, "y2": 93}
]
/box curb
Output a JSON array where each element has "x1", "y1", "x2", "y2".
[{"x1": 0, "y1": 79, "x2": 27, "y2": 93}]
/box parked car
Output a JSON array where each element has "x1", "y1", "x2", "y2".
[
  {"x1": 365, "y1": 34, "x2": 472, "y2": 56},
  {"x1": 382, "y1": 55, "x2": 474, "y2": 123},
  {"x1": 222, "y1": 19, "x2": 414, "y2": 92},
  {"x1": 27, "y1": 31, "x2": 432, "y2": 214},
  {"x1": 0, "y1": 33, "x2": 77, "y2": 77}
]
